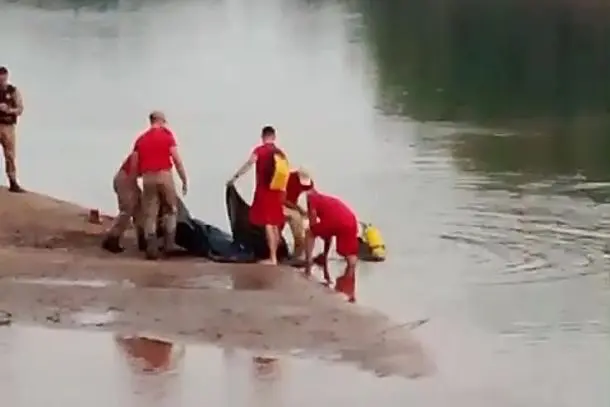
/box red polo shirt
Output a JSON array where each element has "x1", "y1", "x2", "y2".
[
  {"x1": 133, "y1": 126, "x2": 176, "y2": 174},
  {"x1": 307, "y1": 191, "x2": 359, "y2": 257},
  {"x1": 285, "y1": 171, "x2": 313, "y2": 205}
]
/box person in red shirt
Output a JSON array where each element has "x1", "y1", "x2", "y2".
[
  {"x1": 129, "y1": 111, "x2": 188, "y2": 260},
  {"x1": 283, "y1": 167, "x2": 314, "y2": 260},
  {"x1": 304, "y1": 189, "x2": 359, "y2": 284},
  {"x1": 101, "y1": 154, "x2": 146, "y2": 253},
  {"x1": 227, "y1": 126, "x2": 287, "y2": 265}
]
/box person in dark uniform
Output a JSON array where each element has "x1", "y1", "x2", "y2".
[{"x1": 0, "y1": 66, "x2": 25, "y2": 193}]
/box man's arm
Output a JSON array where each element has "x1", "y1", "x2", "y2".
[
  {"x1": 228, "y1": 153, "x2": 257, "y2": 184},
  {"x1": 11, "y1": 88, "x2": 24, "y2": 116},
  {"x1": 128, "y1": 151, "x2": 139, "y2": 183},
  {"x1": 170, "y1": 146, "x2": 188, "y2": 194},
  {"x1": 321, "y1": 238, "x2": 332, "y2": 283},
  {"x1": 307, "y1": 201, "x2": 318, "y2": 227},
  {"x1": 283, "y1": 196, "x2": 307, "y2": 215}
]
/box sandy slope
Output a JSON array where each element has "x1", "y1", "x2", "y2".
[{"x1": 0, "y1": 187, "x2": 433, "y2": 378}]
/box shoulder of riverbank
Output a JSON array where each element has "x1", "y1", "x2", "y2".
[
  {"x1": 0, "y1": 185, "x2": 116, "y2": 251},
  {"x1": 0, "y1": 186, "x2": 434, "y2": 379}
]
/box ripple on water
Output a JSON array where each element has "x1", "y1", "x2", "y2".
[{"x1": 442, "y1": 188, "x2": 610, "y2": 285}]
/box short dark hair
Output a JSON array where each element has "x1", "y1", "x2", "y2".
[
  {"x1": 148, "y1": 111, "x2": 165, "y2": 124},
  {"x1": 0, "y1": 66, "x2": 8, "y2": 75},
  {"x1": 261, "y1": 125, "x2": 275, "y2": 137}
]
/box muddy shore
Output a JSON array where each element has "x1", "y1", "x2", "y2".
[{"x1": 0, "y1": 187, "x2": 433, "y2": 378}]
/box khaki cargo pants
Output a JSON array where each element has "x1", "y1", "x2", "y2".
[
  {"x1": 283, "y1": 206, "x2": 306, "y2": 258},
  {"x1": 0, "y1": 124, "x2": 16, "y2": 180},
  {"x1": 107, "y1": 170, "x2": 142, "y2": 237},
  {"x1": 141, "y1": 170, "x2": 178, "y2": 247}
]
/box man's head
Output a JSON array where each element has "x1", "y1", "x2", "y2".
[
  {"x1": 148, "y1": 110, "x2": 167, "y2": 126},
  {"x1": 261, "y1": 125, "x2": 276, "y2": 143},
  {"x1": 0, "y1": 66, "x2": 8, "y2": 87},
  {"x1": 296, "y1": 167, "x2": 313, "y2": 187}
]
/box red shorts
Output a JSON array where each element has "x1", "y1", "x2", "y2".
[
  {"x1": 310, "y1": 221, "x2": 359, "y2": 257},
  {"x1": 249, "y1": 187, "x2": 284, "y2": 227}
]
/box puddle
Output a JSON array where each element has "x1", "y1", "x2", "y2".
[
  {"x1": 0, "y1": 325, "x2": 607, "y2": 407},
  {"x1": 5, "y1": 277, "x2": 115, "y2": 289}
]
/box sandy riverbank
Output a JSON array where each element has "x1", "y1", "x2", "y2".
[{"x1": 0, "y1": 187, "x2": 433, "y2": 378}]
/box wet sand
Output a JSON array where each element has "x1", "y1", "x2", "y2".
[{"x1": 0, "y1": 187, "x2": 433, "y2": 379}]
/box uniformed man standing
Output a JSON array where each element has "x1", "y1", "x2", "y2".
[{"x1": 0, "y1": 66, "x2": 25, "y2": 193}]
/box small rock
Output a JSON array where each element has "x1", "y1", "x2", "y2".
[
  {"x1": 46, "y1": 312, "x2": 61, "y2": 323},
  {"x1": 0, "y1": 310, "x2": 12, "y2": 326}
]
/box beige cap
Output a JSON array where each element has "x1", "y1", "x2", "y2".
[{"x1": 296, "y1": 167, "x2": 313, "y2": 186}]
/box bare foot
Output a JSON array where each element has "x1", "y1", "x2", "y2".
[{"x1": 257, "y1": 259, "x2": 277, "y2": 265}]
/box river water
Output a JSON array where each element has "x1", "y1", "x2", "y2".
[{"x1": 0, "y1": 0, "x2": 609, "y2": 406}]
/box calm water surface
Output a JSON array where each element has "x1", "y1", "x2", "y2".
[{"x1": 0, "y1": 0, "x2": 609, "y2": 406}]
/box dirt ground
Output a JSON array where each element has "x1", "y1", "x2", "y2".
[{"x1": 0, "y1": 187, "x2": 434, "y2": 378}]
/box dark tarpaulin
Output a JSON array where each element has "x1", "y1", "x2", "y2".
[
  {"x1": 225, "y1": 185, "x2": 291, "y2": 261},
  {"x1": 174, "y1": 198, "x2": 256, "y2": 263}
]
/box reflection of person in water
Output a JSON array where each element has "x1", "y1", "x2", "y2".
[
  {"x1": 251, "y1": 355, "x2": 283, "y2": 407},
  {"x1": 334, "y1": 271, "x2": 356, "y2": 303},
  {"x1": 252, "y1": 356, "x2": 281, "y2": 380},
  {"x1": 115, "y1": 335, "x2": 184, "y2": 373}
]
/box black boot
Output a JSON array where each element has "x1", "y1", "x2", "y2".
[
  {"x1": 8, "y1": 179, "x2": 25, "y2": 193},
  {"x1": 145, "y1": 235, "x2": 159, "y2": 260},
  {"x1": 137, "y1": 228, "x2": 147, "y2": 252},
  {"x1": 102, "y1": 235, "x2": 124, "y2": 254}
]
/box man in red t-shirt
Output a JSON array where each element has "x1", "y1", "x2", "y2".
[
  {"x1": 101, "y1": 154, "x2": 146, "y2": 253},
  {"x1": 129, "y1": 111, "x2": 188, "y2": 260},
  {"x1": 283, "y1": 167, "x2": 314, "y2": 259},
  {"x1": 304, "y1": 189, "x2": 359, "y2": 283},
  {"x1": 227, "y1": 125, "x2": 287, "y2": 265}
]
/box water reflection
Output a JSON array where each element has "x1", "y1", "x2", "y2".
[
  {"x1": 334, "y1": 272, "x2": 356, "y2": 303},
  {"x1": 449, "y1": 131, "x2": 610, "y2": 201},
  {"x1": 115, "y1": 335, "x2": 185, "y2": 405},
  {"x1": 250, "y1": 356, "x2": 283, "y2": 407},
  {"x1": 115, "y1": 335, "x2": 184, "y2": 374},
  {"x1": 1, "y1": 0, "x2": 148, "y2": 12},
  {"x1": 357, "y1": 0, "x2": 610, "y2": 125},
  {"x1": 355, "y1": 0, "x2": 610, "y2": 198}
]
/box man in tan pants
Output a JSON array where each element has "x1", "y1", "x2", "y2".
[
  {"x1": 0, "y1": 66, "x2": 25, "y2": 193},
  {"x1": 129, "y1": 111, "x2": 188, "y2": 260},
  {"x1": 101, "y1": 154, "x2": 146, "y2": 253},
  {"x1": 283, "y1": 167, "x2": 314, "y2": 259}
]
